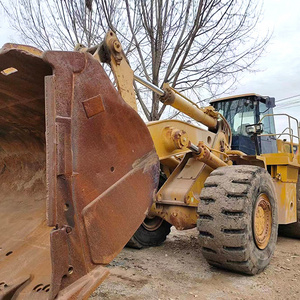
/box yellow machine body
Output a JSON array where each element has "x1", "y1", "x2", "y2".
[
  {"x1": 1, "y1": 30, "x2": 300, "y2": 298},
  {"x1": 98, "y1": 31, "x2": 300, "y2": 229}
]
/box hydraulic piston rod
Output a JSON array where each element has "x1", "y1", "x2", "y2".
[
  {"x1": 134, "y1": 75, "x2": 218, "y2": 129},
  {"x1": 80, "y1": 36, "x2": 218, "y2": 129},
  {"x1": 134, "y1": 74, "x2": 165, "y2": 96}
]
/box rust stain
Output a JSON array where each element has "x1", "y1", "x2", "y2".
[
  {"x1": 0, "y1": 46, "x2": 159, "y2": 299},
  {"x1": 82, "y1": 94, "x2": 105, "y2": 118}
]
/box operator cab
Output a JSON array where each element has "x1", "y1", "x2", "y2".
[{"x1": 210, "y1": 94, "x2": 277, "y2": 155}]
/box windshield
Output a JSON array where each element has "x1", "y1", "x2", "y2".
[{"x1": 214, "y1": 98, "x2": 257, "y2": 136}]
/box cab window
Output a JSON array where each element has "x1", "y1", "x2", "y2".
[{"x1": 214, "y1": 98, "x2": 257, "y2": 136}]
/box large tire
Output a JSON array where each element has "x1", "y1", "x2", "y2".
[
  {"x1": 198, "y1": 165, "x2": 278, "y2": 275},
  {"x1": 126, "y1": 216, "x2": 171, "y2": 249},
  {"x1": 278, "y1": 172, "x2": 300, "y2": 238}
]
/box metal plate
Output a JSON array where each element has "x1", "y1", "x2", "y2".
[{"x1": 0, "y1": 47, "x2": 159, "y2": 299}]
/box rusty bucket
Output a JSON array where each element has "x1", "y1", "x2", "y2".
[{"x1": 0, "y1": 45, "x2": 159, "y2": 299}]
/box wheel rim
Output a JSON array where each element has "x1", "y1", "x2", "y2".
[
  {"x1": 253, "y1": 193, "x2": 272, "y2": 250},
  {"x1": 142, "y1": 216, "x2": 163, "y2": 231}
]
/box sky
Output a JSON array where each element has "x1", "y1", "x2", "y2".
[
  {"x1": 0, "y1": 0, "x2": 299, "y2": 133},
  {"x1": 227, "y1": 0, "x2": 300, "y2": 134}
]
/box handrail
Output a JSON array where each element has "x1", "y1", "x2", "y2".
[
  {"x1": 277, "y1": 127, "x2": 293, "y2": 139},
  {"x1": 259, "y1": 113, "x2": 300, "y2": 156},
  {"x1": 260, "y1": 132, "x2": 299, "y2": 140}
]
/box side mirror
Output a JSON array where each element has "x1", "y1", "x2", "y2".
[
  {"x1": 266, "y1": 97, "x2": 276, "y2": 108},
  {"x1": 246, "y1": 123, "x2": 264, "y2": 135}
]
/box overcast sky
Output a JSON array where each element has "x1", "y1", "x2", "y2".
[
  {"x1": 230, "y1": 0, "x2": 300, "y2": 119},
  {"x1": 0, "y1": 0, "x2": 299, "y2": 131}
]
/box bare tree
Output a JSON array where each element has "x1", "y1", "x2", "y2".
[
  {"x1": 1, "y1": 0, "x2": 270, "y2": 121},
  {"x1": 0, "y1": 0, "x2": 122, "y2": 50}
]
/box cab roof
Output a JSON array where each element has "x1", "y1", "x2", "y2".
[{"x1": 209, "y1": 93, "x2": 269, "y2": 104}]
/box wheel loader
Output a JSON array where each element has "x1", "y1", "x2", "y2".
[{"x1": 0, "y1": 31, "x2": 299, "y2": 299}]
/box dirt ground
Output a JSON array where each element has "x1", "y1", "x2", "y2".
[{"x1": 90, "y1": 228, "x2": 300, "y2": 300}]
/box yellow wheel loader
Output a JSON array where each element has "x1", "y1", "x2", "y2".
[
  {"x1": 0, "y1": 31, "x2": 299, "y2": 298},
  {"x1": 95, "y1": 33, "x2": 299, "y2": 273}
]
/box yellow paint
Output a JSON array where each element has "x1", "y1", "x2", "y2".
[
  {"x1": 210, "y1": 93, "x2": 262, "y2": 103},
  {"x1": 76, "y1": 31, "x2": 137, "y2": 111},
  {"x1": 277, "y1": 139, "x2": 294, "y2": 154},
  {"x1": 253, "y1": 194, "x2": 272, "y2": 249},
  {"x1": 1, "y1": 43, "x2": 43, "y2": 57},
  {"x1": 147, "y1": 120, "x2": 215, "y2": 160},
  {"x1": 162, "y1": 83, "x2": 218, "y2": 128},
  {"x1": 185, "y1": 191, "x2": 200, "y2": 206},
  {"x1": 274, "y1": 181, "x2": 297, "y2": 224},
  {"x1": 262, "y1": 152, "x2": 299, "y2": 166},
  {"x1": 275, "y1": 165, "x2": 298, "y2": 182},
  {"x1": 104, "y1": 31, "x2": 137, "y2": 111},
  {"x1": 147, "y1": 119, "x2": 230, "y2": 230},
  {"x1": 152, "y1": 204, "x2": 198, "y2": 230},
  {"x1": 1, "y1": 67, "x2": 18, "y2": 76},
  {"x1": 269, "y1": 165, "x2": 298, "y2": 224}
]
